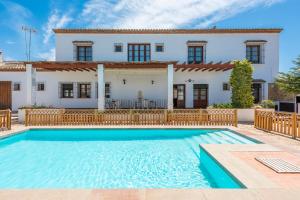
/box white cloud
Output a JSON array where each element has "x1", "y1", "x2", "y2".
[
  {"x1": 81, "y1": 0, "x2": 283, "y2": 28},
  {"x1": 6, "y1": 40, "x2": 16, "y2": 45},
  {"x1": 43, "y1": 10, "x2": 73, "y2": 44},
  {"x1": 37, "y1": 48, "x2": 55, "y2": 61}
]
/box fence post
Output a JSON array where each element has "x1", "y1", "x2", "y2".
[
  {"x1": 234, "y1": 109, "x2": 238, "y2": 127},
  {"x1": 60, "y1": 109, "x2": 65, "y2": 125},
  {"x1": 254, "y1": 109, "x2": 257, "y2": 128},
  {"x1": 292, "y1": 112, "x2": 297, "y2": 139},
  {"x1": 268, "y1": 112, "x2": 273, "y2": 132},
  {"x1": 7, "y1": 109, "x2": 11, "y2": 130},
  {"x1": 25, "y1": 109, "x2": 28, "y2": 126},
  {"x1": 130, "y1": 110, "x2": 133, "y2": 125},
  {"x1": 164, "y1": 109, "x2": 168, "y2": 125}
]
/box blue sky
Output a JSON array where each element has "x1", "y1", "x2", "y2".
[{"x1": 0, "y1": 0, "x2": 299, "y2": 72}]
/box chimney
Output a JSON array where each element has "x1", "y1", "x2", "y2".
[{"x1": 0, "y1": 51, "x2": 3, "y2": 62}]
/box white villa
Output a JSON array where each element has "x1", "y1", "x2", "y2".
[{"x1": 0, "y1": 28, "x2": 282, "y2": 111}]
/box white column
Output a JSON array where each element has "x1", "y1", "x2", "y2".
[
  {"x1": 97, "y1": 64, "x2": 105, "y2": 110},
  {"x1": 167, "y1": 64, "x2": 174, "y2": 110},
  {"x1": 26, "y1": 64, "x2": 36, "y2": 106}
]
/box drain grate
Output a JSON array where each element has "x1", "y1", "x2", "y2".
[{"x1": 256, "y1": 158, "x2": 300, "y2": 173}]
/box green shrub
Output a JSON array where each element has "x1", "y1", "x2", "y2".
[
  {"x1": 260, "y1": 100, "x2": 275, "y2": 108},
  {"x1": 230, "y1": 60, "x2": 254, "y2": 108},
  {"x1": 208, "y1": 103, "x2": 233, "y2": 109},
  {"x1": 19, "y1": 104, "x2": 54, "y2": 109}
]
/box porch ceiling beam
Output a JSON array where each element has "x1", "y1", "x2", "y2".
[{"x1": 181, "y1": 68, "x2": 189, "y2": 72}]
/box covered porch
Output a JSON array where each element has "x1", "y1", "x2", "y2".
[
  {"x1": 25, "y1": 61, "x2": 176, "y2": 110},
  {"x1": 23, "y1": 61, "x2": 234, "y2": 110}
]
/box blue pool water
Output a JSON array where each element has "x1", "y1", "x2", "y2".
[{"x1": 0, "y1": 129, "x2": 256, "y2": 188}]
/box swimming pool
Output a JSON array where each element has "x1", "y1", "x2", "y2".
[{"x1": 0, "y1": 129, "x2": 257, "y2": 188}]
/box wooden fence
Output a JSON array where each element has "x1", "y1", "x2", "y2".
[
  {"x1": 25, "y1": 109, "x2": 237, "y2": 127},
  {"x1": 254, "y1": 110, "x2": 300, "y2": 139},
  {"x1": 0, "y1": 109, "x2": 11, "y2": 130}
]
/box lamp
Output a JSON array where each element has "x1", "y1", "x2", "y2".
[{"x1": 185, "y1": 79, "x2": 194, "y2": 83}]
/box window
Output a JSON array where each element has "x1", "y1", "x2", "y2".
[
  {"x1": 37, "y1": 82, "x2": 45, "y2": 91},
  {"x1": 13, "y1": 83, "x2": 20, "y2": 91},
  {"x1": 128, "y1": 44, "x2": 150, "y2": 62},
  {"x1": 246, "y1": 45, "x2": 261, "y2": 64},
  {"x1": 223, "y1": 83, "x2": 230, "y2": 91},
  {"x1": 61, "y1": 83, "x2": 73, "y2": 98},
  {"x1": 77, "y1": 46, "x2": 92, "y2": 61},
  {"x1": 188, "y1": 46, "x2": 203, "y2": 64},
  {"x1": 114, "y1": 44, "x2": 123, "y2": 52},
  {"x1": 105, "y1": 83, "x2": 111, "y2": 98},
  {"x1": 155, "y1": 44, "x2": 164, "y2": 52},
  {"x1": 78, "y1": 83, "x2": 91, "y2": 98}
]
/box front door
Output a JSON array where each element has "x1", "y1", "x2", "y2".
[
  {"x1": 0, "y1": 81, "x2": 12, "y2": 110},
  {"x1": 193, "y1": 84, "x2": 208, "y2": 108},
  {"x1": 173, "y1": 84, "x2": 185, "y2": 108},
  {"x1": 252, "y1": 83, "x2": 261, "y2": 104}
]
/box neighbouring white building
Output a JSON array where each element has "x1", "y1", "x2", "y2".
[{"x1": 0, "y1": 28, "x2": 282, "y2": 111}]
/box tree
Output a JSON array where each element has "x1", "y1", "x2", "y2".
[
  {"x1": 276, "y1": 56, "x2": 300, "y2": 95},
  {"x1": 230, "y1": 60, "x2": 254, "y2": 108}
]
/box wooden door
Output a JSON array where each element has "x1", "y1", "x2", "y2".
[
  {"x1": 173, "y1": 84, "x2": 185, "y2": 108},
  {"x1": 0, "y1": 81, "x2": 12, "y2": 110},
  {"x1": 252, "y1": 83, "x2": 261, "y2": 104},
  {"x1": 193, "y1": 84, "x2": 208, "y2": 108}
]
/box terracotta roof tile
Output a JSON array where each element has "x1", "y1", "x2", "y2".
[
  {"x1": 0, "y1": 62, "x2": 26, "y2": 71},
  {"x1": 53, "y1": 28, "x2": 283, "y2": 34}
]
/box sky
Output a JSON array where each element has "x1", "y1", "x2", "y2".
[{"x1": 0, "y1": 0, "x2": 299, "y2": 72}]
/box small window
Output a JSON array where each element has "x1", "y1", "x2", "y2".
[
  {"x1": 61, "y1": 83, "x2": 73, "y2": 98},
  {"x1": 155, "y1": 44, "x2": 164, "y2": 52},
  {"x1": 223, "y1": 83, "x2": 230, "y2": 91},
  {"x1": 37, "y1": 82, "x2": 45, "y2": 91},
  {"x1": 246, "y1": 45, "x2": 261, "y2": 64},
  {"x1": 114, "y1": 44, "x2": 123, "y2": 52},
  {"x1": 128, "y1": 44, "x2": 151, "y2": 62},
  {"x1": 188, "y1": 46, "x2": 204, "y2": 64},
  {"x1": 77, "y1": 46, "x2": 92, "y2": 61},
  {"x1": 13, "y1": 83, "x2": 21, "y2": 91},
  {"x1": 78, "y1": 83, "x2": 91, "y2": 98}
]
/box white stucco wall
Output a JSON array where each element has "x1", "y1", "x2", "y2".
[{"x1": 56, "y1": 32, "x2": 279, "y2": 83}]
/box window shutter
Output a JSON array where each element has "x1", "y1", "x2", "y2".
[
  {"x1": 261, "y1": 44, "x2": 265, "y2": 64},
  {"x1": 204, "y1": 45, "x2": 206, "y2": 63},
  {"x1": 73, "y1": 45, "x2": 77, "y2": 61},
  {"x1": 74, "y1": 82, "x2": 78, "y2": 98},
  {"x1": 58, "y1": 83, "x2": 62, "y2": 98}
]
